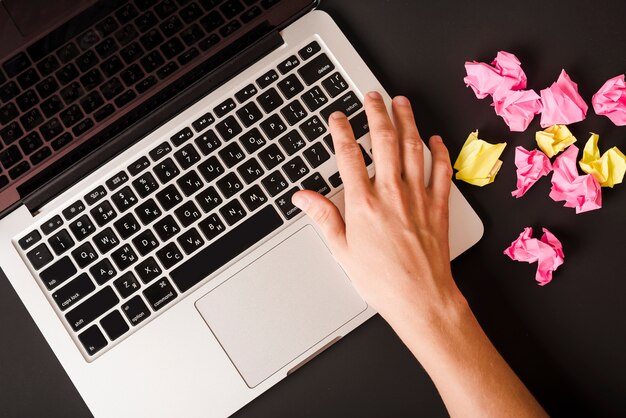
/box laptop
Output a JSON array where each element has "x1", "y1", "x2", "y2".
[{"x1": 0, "y1": 0, "x2": 484, "y2": 416}]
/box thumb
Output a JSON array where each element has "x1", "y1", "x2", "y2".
[{"x1": 292, "y1": 189, "x2": 346, "y2": 251}]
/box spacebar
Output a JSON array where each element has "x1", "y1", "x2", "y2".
[{"x1": 170, "y1": 205, "x2": 284, "y2": 293}]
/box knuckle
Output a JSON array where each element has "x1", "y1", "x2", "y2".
[
  {"x1": 403, "y1": 136, "x2": 423, "y2": 152},
  {"x1": 336, "y1": 142, "x2": 361, "y2": 159},
  {"x1": 374, "y1": 128, "x2": 397, "y2": 142}
]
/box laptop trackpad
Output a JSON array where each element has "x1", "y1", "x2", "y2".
[{"x1": 195, "y1": 225, "x2": 367, "y2": 388}]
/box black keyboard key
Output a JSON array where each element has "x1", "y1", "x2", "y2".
[
  {"x1": 78, "y1": 325, "x2": 108, "y2": 356},
  {"x1": 220, "y1": 0, "x2": 244, "y2": 18},
  {"x1": 160, "y1": 38, "x2": 185, "y2": 60},
  {"x1": 56, "y1": 64, "x2": 79, "y2": 85},
  {"x1": 40, "y1": 97, "x2": 64, "y2": 118},
  {"x1": 77, "y1": 30, "x2": 101, "y2": 51},
  {"x1": 261, "y1": 170, "x2": 288, "y2": 197},
  {"x1": 174, "y1": 200, "x2": 202, "y2": 227},
  {"x1": 235, "y1": 101, "x2": 263, "y2": 128},
  {"x1": 27, "y1": 243, "x2": 54, "y2": 271},
  {"x1": 140, "y1": 27, "x2": 165, "y2": 51},
  {"x1": 155, "y1": 0, "x2": 178, "y2": 18},
  {"x1": 0, "y1": 81, "x2": 20, "y2": 103},
  {"x1": 111, "y1": 186, "x2": 139, "y2": 212},
  {"x1": 8, "y1": 160, "x2": 30, "y2": 180},
  {"x1": 16, "y1": 90, "x2": 39, "y2": 112},
  {"x1": 135, "y1": 76, "x2": 157, "y2": 94},
  {"x1": 200, "y1": 9, "x2": 223, "y2": 31},
  {"x1": 156, "y1": 184, "x2": 183, "y2": 210},
  {"x1": 240, "y1": 185, "x2": 268, "y2": 211},
  {"x1": 136, "y1": 0, "x2": 158, "y2": 12},
  {"x1": 93, "y1": 227, "x2": 121, "y2": 254},
  {"x1": 177, "y1": 47, "x2": 200, "y2": 65},
  {"x1": 215, "y1": 115, "x2": 242, "y2": 141},
  {"x1": 69, "y1": 215, "x2": 96, "y2": 241},
  {"x1": 349, "y1": 110, "x2": 370, "y2": 139},
  {"x1": 106, "y1": 171, "x2": 129, "y2": 191},
  {"x1": 278, "y1": 130, "x2": 306, "y2": 156},
  {"x1": 141, "y1": 50, "x2": 165, "y2": 73},
  {"x1": 85, "y1": 185, "x2": 107, "y2": 205},
  {"x1": 216, "y1": 172, "x2": 244, "y2": 199},
  {"x1": 298, "y1": 53, "x2": 335, "y2": 86},
  {"x1": 116, "y1": 3, "x2": 139, "y2": 24},
  {"x1": 120, "y1": 44, "x2": 145, "y2": 66},
  {"x1": 177, "y1": 227, "x2": 205, "y2": 254},
  {"x1": 28, "y1": 146, "x2": 53, "y2": 170},
  {"x1": 196, "y1": 186, "x2": 222, "y2": 213},
  {"x1": 111, "y1": 244, "x2": 139, "y2": 270},
  {"x1": 298, "y1": 41, "x2": 321, "y2": 61},
  {"x1": 256, "y1": 69, "x2": 278, "y2": 89},
  {"x1": 197, "y1": 155, "x2": 224, "y2": 183},
  {"x1": 37, "y1": 56, "x2": 60, "y2": 77},
  {"x1": 39, "y1": 119, "x2": 63, "y2": 142},
  {"x1": 154, "y1": 215, "x2": 180, "y2": 241},
  {"x1": 72, "y1": 242, "x2": 99, "y2": 268},
  {"x1": 218, "y1": 142, "x2": 246, "y2": 168},
  {"x1": 241, "y1": 5, "x2": 261, "y2": 23},
  {"x1": 66, "y1": 286, "x2": 119, "y2": 332},
  {"x1": 161, "y1": 15, "x2": 184, "y2": 37},
  {"x1": 3, "y1": 52, "x2": 30, "y2": 77},
  {"x1": 135, "y1": 9, "x2": 159, "y2": 32},
  {"x1": 41, "y1": 214, "x2": 63, "y2": 235},
  {"x1": 277, "y1": 74, "x2": 304, "y2": 100},
  {"x1": 275, "y1": 187, "x2": 301, "y2": 220},
  {"x1": 157, "y1": 60, "x2": 179, "y2": 79},
  {"x1": 322, "y1": 72, "x2": 348, "y2": 98},
  {"x1": 237, "y1": 128, "x2": 264, "y2": 154},
  {"x1": 60, "y1": 105, "x2": 84, "y2": 128},
  {"x1": 80, "y1": 91, "x2": 105, "y2": 114},
  {"x1": 17, "y1": 68, "x2": 40, "y2": 90},
  {"x1": 198, "y1": 213, "x2": 225, "y2": 240},
  {"x1": 192, "y1": 112, "x2": 215, "y2": 132},
  {"x1": 135, "y1": 199, "x2": 162, "y2": 225},
  {"x1": 320, "y1": 91, "x2": 363, "y2": 122},
  {"x1": 281, "y1": 100, "x2": 308, "y2": 125},
  {"x1": 114, "y1": 213, "x2": 141, "y2": 239},
  {"x1": 180, "y1": 2, "x2": 203, "y2": 23},
  {"x1": 116, "y1": 24, "x2": 140, "y2": 47},
  {"x1": 257, "y1": 87, "x2": 283, "y2": 113},
  {"x1": 135, "y1": 257, "x2": 162, "y2": 284},
  {"x1": 50, "y1": 133, "x2": 73, "y2": 152},
  {"x1": 235, "y1": 83, "x2": 257, "y2": 103},
  {"x1": 100, "y1": 310, "x2": 129, "y2": 341},
  {"x1": 300, "y1": 115, "x2": 326, "y2": 141},
  {"x1": 101, "y1": 56, "x2": 124, "y2": 77},
  {"x1": 172, "y1": 205, "x2": 283, "y2": 292},
  {"x1": 171, "y1": 127, "x2": 193, "y2": 147},
  {"x1": 1, "y1": 122, "x2": 24, "y2": 146},
  {"x1": 301, "y1": 172, "x2": 331, "y2": 196},
  {"x1": 174, "y1": 144, "x2": 201, "y2": 169},
  {"x1": 219, "y1": 20, "x2": 241, "y2": 38},
  {"x1": 282, "y1": 156, "x2": 309, "y2": 182},
  {"x1": 237, "y1": 158, "x2": 264, "y2": 184},
  {"x1": 76, "y1": 51, "x2": 100, "y2": 73},
  {"x1": 35, "y1": 77, "x2": 59, "y2": 99},
  {"x1": 48, "y1": 229, "x2": 75, "y2": 255},
  {"x1": 39, "y1": 256, "x2": 75, "y2": 290},
  {"x1": 114, "y1": 90, "x2": 137, "y2": 107},
  {"x1": 328, "y1": 171, "x2": 343, "y2": 188},
  {"x1": 156, "y1": 242, "x2": 183, "y2": 269},
  {"x1": 302, "y1": 86, "x2": 328, "y2": 112},
  {"x1": 18, "y1": 230, "x2": 41, "y2": 250},
  {"x1": 260, "y1": 114, "x2": 287, "y2": 140},
  {"x1": 121, "y1": 295, "x2": 151, "y2": 326},
  {"x1": 258, "y1": 143, "x2": 285, "y2": 169},
  {"x1": 53, "y1": 273, "x2": 95, "y2": 311},
  {"x1": 219, "y1": 199, "x2": 246, "y2": 225},
  {"x1": 88, "y1": 259, "x2": 115, "y2": 285},
  {"x1": 62, "y1": 200, "x2": 85, "y2": 220},
  {"x1": 128, "y1": 156, "x2": 151, "y2": 176},
  {"x1": 195, "y1": 130, "x2": 221, "y2": 155},
  {"x1": 57, "y1": 43, "x2": 80, "y2": 63},
  {"x1": 149, "y1": 141, "x2": 173, "y2": 161},
  {"x1": 277, "y1": 55, "x2": 300, "y2": 74},
  {"x1": 214, "y1": 98, "x2": 236, "y2": 118},
  {"x1": 90, "y1": 201, "x2": 118, "y2": 227},
  {"x1": 177, "y1": 170, "x2": 204, "y2": 196},
  {"x1": 114, "y1": 271, "x2": 141, "y2": 298},
  {"x1": 97, "y1": 16, "x2": 120, "y2": 37},
  {"x1": 132, "y1": 172, "x2": 159, "y2": 197},
  {"x1": 198, "y1": 33, "x2": 220, "y2": 51},
  {"x1": 0, "y1": 103, "x2": 18, "y2": 124},
  {"x1": 0, "y1": 175, "x2": 7, "y2": 189},
  {"x1": 132, "y1": 230, "x2": 160, "y2": 256},
  {"x1": 153, "y1": 158, "x2": 180, "y2": 183},
  {"x1": 143, "y1": 278, "x2": 177, "y2": 311},
  {"x1": 302, "y1": 142, "x2": 330, "y2": 168}
]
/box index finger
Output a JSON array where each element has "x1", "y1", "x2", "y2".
[{"x1": 329, "y1": 112, "x2": 371, "y2": 197}]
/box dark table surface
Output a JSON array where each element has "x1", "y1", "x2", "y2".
[{"x1": 2, "y1": 0, "x2": 625, "y2": 417}]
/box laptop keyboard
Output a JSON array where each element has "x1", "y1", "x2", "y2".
[
  {"x1": 0, "y1": 0, "x2": 280, "y2": 191},
  {"x1": 15, "y1": 39, "x2": 373, "y2": 359}
]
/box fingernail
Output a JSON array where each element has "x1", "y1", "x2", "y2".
[
  {"x1": 330, "y1": 111, "x2": 345, "y2": 120},
  {"x1": 367, "y1": 91, "x2": 382, "y2": 100},
  {"x1": 431, "y1": 135, "x2": 442, "y2": 143},
  {"x1": 394, "y1": 96, "x2": 410, "y2": 106},
  {"x1": 292, "y1": 193, "x2": 310, "y2": 210}
]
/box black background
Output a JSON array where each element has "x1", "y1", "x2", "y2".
[{"x1": 1, "y1": 0, "x2": 625, "y2": 417}]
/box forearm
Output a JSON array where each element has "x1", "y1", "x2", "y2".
[{"x1": 384, "y1": 285, "x2": 548, "y2": 418}]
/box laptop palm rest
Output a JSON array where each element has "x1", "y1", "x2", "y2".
[{"x1": 195, "y1": 224, "x2": 368, "y2": 388}]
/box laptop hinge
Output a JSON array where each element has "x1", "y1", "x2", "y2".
[{"x1": 21, "y1": 26, "x2": 284, "y2": 217}]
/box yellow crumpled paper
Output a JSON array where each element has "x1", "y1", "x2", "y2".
[
  {"x1": 453, "y1": 131, "x2": 507, "y2": 186},
  {"x1": 535, "y1": 124, "x2": 577, "y2": 158},
  {"x1": 578, "y1": 133, "x2": 626, "y2": 187}
]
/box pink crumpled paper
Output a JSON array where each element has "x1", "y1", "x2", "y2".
[
  {"x1": 511, "y1": 147, "x2": 552, "y2": 198},
  {"x1": 549, "y1": 145, "x2": 602, "y2": 213},
  {"x1": 464, "y1": 51, "x2": 541, "y2": 132},
  {"x1": 540, "y1": 70, "x2": 589, "y2": 128},
  {"x1": 592, "y1": 74, "x2": 626, "y2": 126},
  {"x1": 504, "y1": 227, "x2": 565, "y2": 286}
]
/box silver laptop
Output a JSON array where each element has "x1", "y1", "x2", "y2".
[{"x1": 0, "y1": 0, "x2": 483, "y2": 416}]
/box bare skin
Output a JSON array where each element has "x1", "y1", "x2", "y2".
[{"x1": 291, "y1": 91, "x2": 548, "y2": 418}]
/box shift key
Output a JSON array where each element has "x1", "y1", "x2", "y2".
[{"x1": 65, "y1": 286, "x2": 119, "y2": 332}]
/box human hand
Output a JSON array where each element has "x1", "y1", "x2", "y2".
[{"x1": 292, "y1": 91, "x2": 467, "y2": 333}]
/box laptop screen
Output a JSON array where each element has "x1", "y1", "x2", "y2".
[{"x1": 0, "y1": 0, "x2": 317, "y2": 216}]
